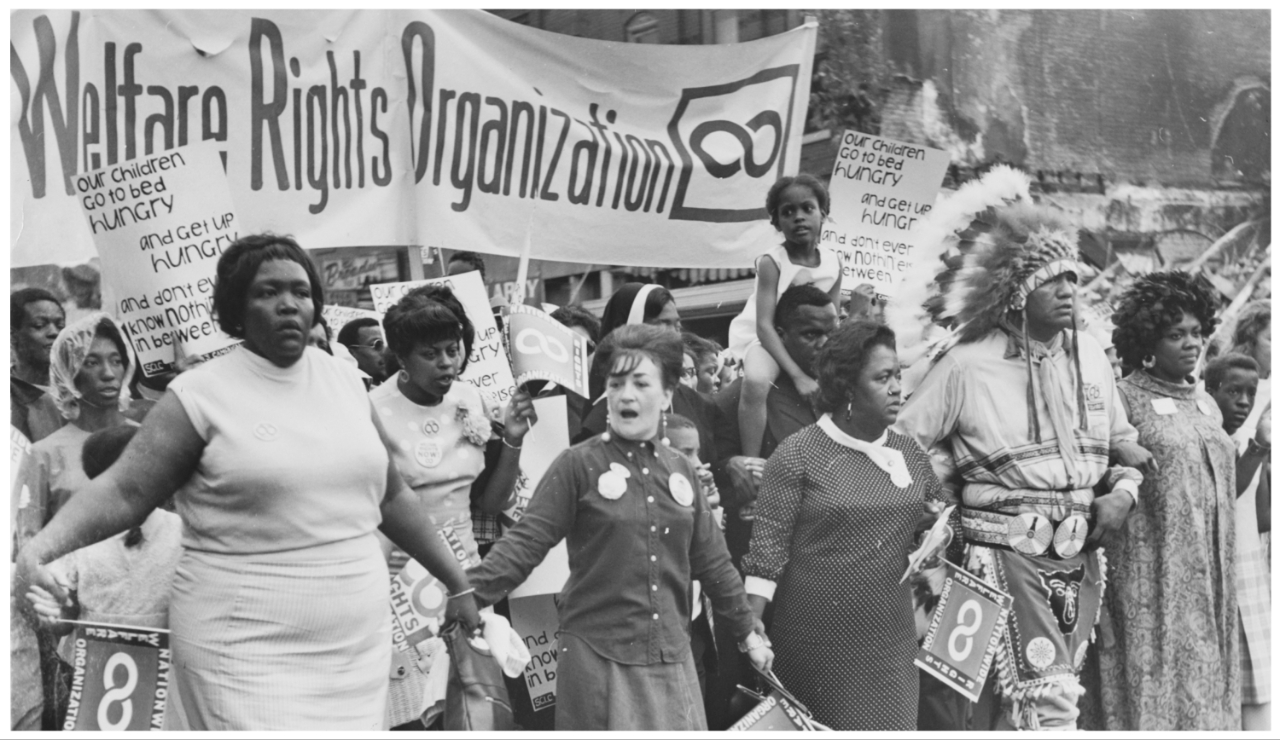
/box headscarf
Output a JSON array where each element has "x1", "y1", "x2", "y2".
[
  {"x1": 590, "y1": 283, "x2": 673, "y2": 403},
  {"x1": 599, "y1": 282, "x2": 668, "y2": 338},
  {"x1": 49, "y1": 312, "x2": 134, "y2": 421}
]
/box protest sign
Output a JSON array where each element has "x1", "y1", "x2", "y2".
[
  {"x1": 502, "y1": 396, "x2": 570, "y2": 526},
  {"x1": 502, "y1": 395, "x2": 571, "y2": 712},
  {"x1": 73, "y1": 142, "x2": 240, "y2": 377},
  {"x1": 506, "y1": 305, "x2": 591, "y2": 398},
  {"x1": 389, "y1": 557, "x2": 450, "y2": 651},
  {"x1": 729, "y1": 692, "x2": 823, "y2": 732},
  {"x1": 915, "y1": 563, "x2": 1013, "y2": 702},
  {"x1": 321, "y1": 305, "x2": 382, "y2": 337},
  {"x1": 63, "y1": 621, "x2": 171, "y2": 731},
  {"x1": 822, "y1": 132, "x2": 950, "y2": 298},
  {"x1": 370, "y1": 271, "x2": 516, "y2": 404},
  {"x1": 13, "y1": 10, "x2": 814, "y2": 270}
]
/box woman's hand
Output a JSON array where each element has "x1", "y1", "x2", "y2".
[
  {"x1": 914, "y1": 500, "x2": 946, "y2": 538},
  {"x1": 1112, "y1": 439, "x2": 1158, "y2": 478},
  {"x1": 445, "y1": 592, "x2": 482, "y2": 636},
  {"x1": 502, "y1": 389, "x2": 539, "y2": 443},
  {"x1": 15, "y1": 548, "x2": 68, "y2": 620},
  {"x1": 26, "y1": 579, "x2": 75, "y2": 634},
  {"x1": 792, "y1": 373, "x2": 820, "y2": 404},
  {"x1": 742, "y1": 621, "x2": 775, "y2": 674}
]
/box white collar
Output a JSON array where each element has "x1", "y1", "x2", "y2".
[{"x1": 817, "y1": 414, "x2": 912, "y2": 488}]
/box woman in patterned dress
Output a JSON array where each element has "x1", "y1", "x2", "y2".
[
  {"x1": 1099, "y1": 271, "x2": 1239, "y2": 730},
  {"x1": 742, "y1": 321, "x2": 945, "y2": 730},
  {"x1": 371, "y1": 284, "x2": 537, "y2": 728}
]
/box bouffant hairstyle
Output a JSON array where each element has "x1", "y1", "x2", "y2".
[
  {"x1": 1110, "y1": 271, "x2": 1219, "y2": 372},
  {"x1": 594, "y1": 324, "x2": 683, "y2": 391},
  {"x1": 551, "y1": 304, "x2": 602, "y2": 347},
  {"x1": 814, "y1": 320, "x2": 897, "y2": 415},
  {"x1": 212, "y1": 234, "x2": 324, "y2": 338},
  {"x1": 1204, "y1": 352, "x2": 1260, "y2": 392},
  {"x1": 765, "y1": 174, "x2": 830, "y2": 229},
  {"x1": 1231, "y1": 299, "x2": 1271, "y2": 357},
  {"x1": 383, "y1": 284, "x2": 474, "y2": 373}
]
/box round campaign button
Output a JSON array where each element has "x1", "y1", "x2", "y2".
[
  {"x1": 422, "y1": 419, "x2": 441, "y2": 436},
  {"x1": 415, "y1": 440, "x2": 443, "y2": 469},
  {"x1": 669, "y1": 473, "x2": 694, "y2": 507}
]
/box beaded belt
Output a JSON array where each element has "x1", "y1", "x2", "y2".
[{"x1": 961, "y1": 509, "x2": 1091, "y2": 560}]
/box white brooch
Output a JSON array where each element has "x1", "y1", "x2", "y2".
[
  {"x1": 669, "y1": 472, "x2": 694, "y2": 507},
  {"x1": 598, "y1": 463, "x2": 630, "y2": 500},
  {"x1": 455, "y1": 403, "x2": 491, "y2": 447}
]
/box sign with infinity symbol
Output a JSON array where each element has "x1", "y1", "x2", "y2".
[
  {"x1": 915, "y1": 563, "x2": 1012, "y2": 702},
  {"x1": 63, "y1": 621, "x2": 170, "y2": 731},
  {"x1": 505, "y1": 304, "x2": 591, "y2": 398}
]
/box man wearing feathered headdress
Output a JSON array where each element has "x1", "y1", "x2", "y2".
[{"x1": 893, "y1": 167, "x2": 1155, "y2": 730}]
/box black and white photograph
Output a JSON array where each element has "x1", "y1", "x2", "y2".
[{"x1": 9, "y1": 6, "x2": 1271, "y2": 732}]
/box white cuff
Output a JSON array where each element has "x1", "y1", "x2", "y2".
[
  {"x1": 1111, "y1": 479, "x2": 1139, "y2": 507},
  {"x1": 743, "y1": 575, "x2": 777, "y2": 602}
]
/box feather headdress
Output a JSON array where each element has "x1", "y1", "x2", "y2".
[
  {"x1": 887, "y1": 165, "x2": 1033, "y2": 366},
  {"x1": 888, "y1": 166, "x2": 1088, "y2": 443}
]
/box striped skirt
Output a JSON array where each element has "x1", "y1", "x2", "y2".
[{"x1": 166, "y1": 534, "x2": 391, "y2": 730}]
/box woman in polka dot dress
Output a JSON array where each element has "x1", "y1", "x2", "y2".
[
  {"x1": 370, "y1": 285, "x2": 537, "y2": 727},
  {"x1": 743, "y1": 321, "x2": 945, "y2": 730}
]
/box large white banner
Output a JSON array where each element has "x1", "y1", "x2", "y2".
[{"x1": 12, "y1": 10, "x2": 816, "y2": 269}]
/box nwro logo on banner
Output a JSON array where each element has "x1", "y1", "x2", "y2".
[
  {"x1": 63, "y1": 621, "x2": 171, "y2": 731},
  {"x1": 915, "y1": 563, "x2": 1012, "y2": 702},
  {"x1": 505, "y1": 305, "x2": 590, "y2": 398}
]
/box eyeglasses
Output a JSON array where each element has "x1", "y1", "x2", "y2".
[{"x1": 352, "y1": 339, "x2": 386, "y2": 352}]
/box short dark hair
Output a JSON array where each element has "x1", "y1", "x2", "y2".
[
  {"x1": 551, "y1": 305, "x2": 602, "y2": 346},
  {"x1": 1205, "y1": 352, "x2": 1260, "y2": 391},
  {"x1": 337, "y1": 317, "x2": 381, "y2": 348},
  {"x1": 595, "y1": 324, "x2": 683, "y2": 391},
  {"x1": 11, "y1": 287, "x2": 64, "y2": 332},
  {"x1": 775, "y1": 284, "x2": 834, "y2": 332},
  {"x1": 814, "y1": 321, "x2": 896, "y2": 415},
  {"x1": 681, "y1": 332, "x2": 720, "y2": 366},
  {"x1": 765, "y1": 174, "x2": 830, "y2": 229},
  {"x1": 212, "y1": 234, "x2": 324, "y2": 338},
  {"x1": 1111, "y1": 271, "x2": 1219, "y2": 372},
  {"x1": 448, "y1": 251, "x2": 487, "y2": 280},
  {"x1": 665, "y1": 413, "x2": 698, "y2": 433},
  {"x1": 82, "y1": 425, "x2": 138, "y2": 480},
  {"x1": 383, "y1": 284, "x2": 474, "y2": 372}
]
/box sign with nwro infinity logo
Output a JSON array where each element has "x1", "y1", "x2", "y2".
[
  {"x1": 915, "y1": 563, "x2": 1012, "y2": 702},
  {"x1": 13, "y1": 10, "x2": 816, "y2": 270}
]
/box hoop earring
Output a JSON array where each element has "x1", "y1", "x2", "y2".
[
  {"x1": 1142, "y1": 355, "x2": 1156, "y2": 370},
  {"x1": 398, "y1": 369, "x2": 410, "y2": 383}
]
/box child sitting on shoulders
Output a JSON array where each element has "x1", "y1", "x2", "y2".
[{"x1": 728, "y1": 174, "x2": 843, "y2": 457}]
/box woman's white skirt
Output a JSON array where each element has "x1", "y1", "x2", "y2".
[{"x1": 165, "y1": 534, "x2": 391, "y2": 730}]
